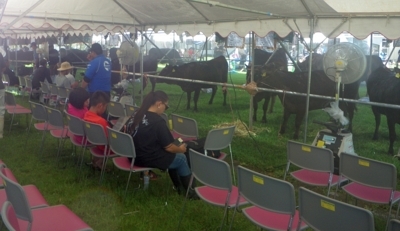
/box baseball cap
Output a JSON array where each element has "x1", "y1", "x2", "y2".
[{"x1": 89, "y1": 43, "x2": 103, "y2": 55}]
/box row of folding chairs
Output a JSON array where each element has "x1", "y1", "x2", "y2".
[
  {"x1": 180, "y1": 149, "x2": 400, "y2": 231},
  {"x1": 283, "y1": 140, "x2": 400, "y2": 230},
  {"x1": 0, "y1": 162, "x2": 93, "y2": 230}
]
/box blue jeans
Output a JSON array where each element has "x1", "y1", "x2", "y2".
[{"x1": 168, "y1": 153, "x2": 191, "y2": 177}]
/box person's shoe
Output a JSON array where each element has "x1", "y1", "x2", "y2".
[
  {"x1": 140, "y1": 171, "x2": 159, "y2": 181},
  {"x1": 180, "y1": 175, "x2": 199, "y2": 200}
]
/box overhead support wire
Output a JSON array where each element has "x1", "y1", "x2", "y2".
[
  {"x1": 312, "y1": 18, "x2": 347, "y2": 52},
  {"x1": 1, "y1": 0, "x2": 45, "y2": 33},
  {"x1": 185, "y1": 0, "x2": 210, "y2": 22},
  {"x1": 113, "y1": 0, "x2": 143, "y2": 25}
]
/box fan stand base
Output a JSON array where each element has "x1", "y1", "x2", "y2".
[{"x1": 311, "y1": 129, "x2": 356, "y2": 175}]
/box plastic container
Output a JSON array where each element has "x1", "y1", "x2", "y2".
[{"x1": 143, "y1": 175, "x2": 150, "y2": 190}]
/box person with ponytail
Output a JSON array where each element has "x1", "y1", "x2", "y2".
[{"x1": 128, "y1": 90, "x2": 197, "y2": 198}]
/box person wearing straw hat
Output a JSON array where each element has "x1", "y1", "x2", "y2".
[{"x1": 55, "y1": 61, "x2": 77, "y2": 89}]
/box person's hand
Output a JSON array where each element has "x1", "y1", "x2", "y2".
[{"x1": 179, "y1": 143, "x2": 187, "y2": 153}]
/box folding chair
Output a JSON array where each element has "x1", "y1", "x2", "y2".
[
  {"x1": 124, "y1": 104, "x2": 139, "y2": 117},
  {"x1": 18, "y1": 76, "x2": 26, "y2": 98},
  {"x1": 1, "y1": 201, "x2": 19, "y2": 231},
  {"x1": 24, "y1": 77, "x2": 34, "y2": 99},
  {"x1": 107, "y1": 127, "x2": 153, "y2": 197},
  {"x1": 65, "y1": 111, "x2": 94, "y2": 166},
  {"x1": 170, "y1": 113, "x2": 198, "y2": 141},
  {"x1": 46, "y1": 107, "x2": 70, "y2": 160},
  {"x1": 297, "y1": 187, "x2": 374, "y2": 231},
  {"x1": 389, "y1": 219, "x2": 400, "y2": 231},
  {"x1": 107, "y1": 101, "x2": 126, "y2": 125},
  {"x1": 48, "y1": 84, "x2": 58, "y2": 107},
  {"x1": 3, "y1": 74, "x2": 10, "y2": 91},
  {"x1": 39, "y1": 82, "x2": 50, "y2": 104},
  {"x1": 178, "y1": 149, "x2": 247, "y2": 231},
  {"x1": 83, "y1": 121, "x2": 116, "y2": 183},
  {"x1": 230, "y1": 166, "x2": 307, "y2": 231},
  {"x1": 337, "y1": 153, "x2": 400, "y2": 230},
  {"x1": 0, "y1": 164, "x2": 48, "y2": 211},
  {"x1": 283, "y1": 140, "x2": 347, "y2": 196},
  {"x1": 57, "y1": 87, "x2": 70, "y2": 111},
  {"x1": 4, "y1": 91, "x2": 31, "y2": 132},
  {"x1": 0, "y1": 167, "x2": 93, "y2": 231}
]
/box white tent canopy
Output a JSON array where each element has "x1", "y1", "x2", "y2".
[{"x1": 1, "y1": 0, "x2": 400, "y2": 39}]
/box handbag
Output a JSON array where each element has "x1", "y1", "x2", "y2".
[{"x1": 184, "y1": 137, "x2": 221, "y2": 159}]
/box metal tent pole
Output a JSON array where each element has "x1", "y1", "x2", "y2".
[
  {"x1": 249, "y1": 31, "x2": 255, "y2": 130},
  {"x1": 303, "y1": 18, "x2": 314, "y2": 143}
]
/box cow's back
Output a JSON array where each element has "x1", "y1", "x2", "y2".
[{"x1": 367, "y1": 67, "x2": 400, "y2": 110}]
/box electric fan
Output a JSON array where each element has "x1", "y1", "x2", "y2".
[
  {"x1": 312, "y1": 42, "x2": 367, "y2": 174},
  {"x1": 116, "y1": 41, "x2": 139, "y2": 66}
]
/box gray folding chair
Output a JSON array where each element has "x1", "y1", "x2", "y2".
[
  {"x1": 170, "y1": 113, "x2": 198, "y2": 141},
  {"x1": 1, "y1": 201, "x2": 19, "y2": 231},
  {"x1": 4, "y1": 91, "x2": 31, "y2": 132},
  {"x1": 230, "y1": 166, "x2": 307, "y2": 231},
  {"x1": 28, "y1": 101, "x2": 51, "y2": 155},
  {"x1": 57, "y1": 87, "x2": 70, "y2": 111},
  {"x1": 39, "y1": 82, "x2": 50, "y2": 105},
  {"x1": 284, "y1": 140, "x2": 347, "y2": 196},
  {"x1": 0, "y1": 165, "x2": 93, "y2": 231},
  {"x1": 48, "y1": 84, "x2": 58, "y2": 106},
  {"x1": 297, "y1": 187, "x2": 374, "y2": 231},
  {"x1": 178, "y1": 149, "x2": 247, "y2": 231},
  {"x1": 24, "y1": 77, "x2": 34, "y2": 98},
  {"x1": 124, "y1": 104, "x2": 139, "y2": 117},
  {"x1": 18, "y1": 76, "x2": 26, "y2": 98},
  {"x1": 337, "y1": 153, "x2": 400, "y2": 230},
  {"x1": 83, "y1": 121, "x2": 116, "y2": 183},
  {"x1": 46, "y1": 107, "x2": 69, "y2": 160},
  {"x1": 107, "y1": 101, "x2": 126, "y2": 124},
  {"x1": 389, "y1": 219, "x2": 400, "y2": 231},
  {"x1": 107, "y1": 127, "x2": 153, "y2": 197}
]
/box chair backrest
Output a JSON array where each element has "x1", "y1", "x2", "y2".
[
  {"x1": 237, "y1": 166, "x2": 296, "y2": 216},
  {"x1": 25, "y1": 77, "x2": 32, "y2": 88},
  {"x1": 340, "y1": 152, "x2": 396, "y2": 189},
  {"x1": 125, "y1": 104, "x2": 139, "y2": 116},
  {"x1": 18, "y1": 76, "x2": 26, "y2": 87},
  {"x1": 189, "y1": 149, "x2": 232, "y2": 191},
  {"x1": 49, "y1": 84, "x2": 58, "y2": 95},
  {"x1": 1, "y1": 201, "x2": 20, "y2": 231},
  {"x1": 0, "y1": 165, "x2": 33, "y2": 224},
  {"x1": 107, "y1": 127, "x2": 136, "y2": 159},
  {"x1": 5, "y1": 92, "x2": 16, "y2": 106},
  {"x1": 389, "y1": 219, "x2": 400, "y2": 231},
  {"x1": 287, "y1": 140, "x2": 334, "y2": 172},
  {"x1": 108, "y1": 101, "x2": 126, "y2": 118},
  {"x1": 83, "y1": 121, "x2": 108, "y2": 146},
  {"x1": 65, "y1": 111, "x2": 85, "y2": 136},
  {"x1": 171, "y1": 114, "x2": 198, "y2": 138},
  {"x1": 298, "y1": 187, "x2": 374, "y2": 231},
  {"x1": 204, "y1": 126, "x2": 235, "y2": 151},
  {"x1": 40, "y1": 82, "x2": 49, "y2": 93},
  {"x1": 29, "y1": 101, "x2": 47, "y2": 121},
  {"x1": 57, "y1": 87, "x2": 68, "y2": 98},
  {"x1": 46, "y1": 107, "x2": 64, "y2": 128},
  {"x1": 3, "y1": 74, "x2": 10, "y2": 83}
]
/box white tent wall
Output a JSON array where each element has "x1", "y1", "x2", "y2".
[{"x1": 1, "y1": 0, "x2": 400, "y2": 39}]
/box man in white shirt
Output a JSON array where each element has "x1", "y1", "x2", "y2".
[{"x1": 55, "y1": 62, "x2": 78, "y2": 88}]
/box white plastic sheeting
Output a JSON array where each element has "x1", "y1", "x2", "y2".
[{"x1": 1, "y1": 0, "x2": 400, "y2": 39}]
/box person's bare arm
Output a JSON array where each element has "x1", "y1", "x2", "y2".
[
  {"x1": 81, "y1": 80, "x2": 88, "y2": 89},
  {"x1": 165, "y1": 143, "x2": 187, "y2": 154}
]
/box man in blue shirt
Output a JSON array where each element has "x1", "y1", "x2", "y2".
[{"x1": 81, "y1": 43, "x2": 111, "y2": 96}]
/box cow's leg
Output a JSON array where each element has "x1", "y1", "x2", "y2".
[
  {"x1": 279, "y1": 108, "x2": 290, "y2": 135},
  {"x1": 208, "y1": 86, "x2": 217, "y2": 105},
  {"x1": 261, "y1": 93, "x2": 270, "y2": 123},
  {"x1": 138, "y1": 74, "x2": 148, "y2": 94},
  {"x1": 193, "y1": 89, "x2": 200, "y2": 112},
  {"x1": 253, "y1": 95, "x2": 259, "y2": 122},
  {"x1": 347, "y1": 103, "x2": 355, "y2": 132},
  {"x1": 293, "y1": 112, "x2": 305, "y2": 140},
  {"x1": 268, "y1": 94, "x2": 276, "y2": 114},
  {"x1": 222, "y1": 86, "x2": 227, "y2": 106},
  {"x1": 372, "y1": 107, "x2": 380, "y2": 140},
  {"x1": 387, "y1": 117, "x2": 396, "y2": 154},
  {"x1": 150, "y1": 78, "x2": 156, "y2": 92},
  {"x1": 186, "y1": 91, "x2": 191, "y2": 110}
]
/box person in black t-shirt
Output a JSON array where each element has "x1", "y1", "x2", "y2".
[{"x1": 129, "y1": 91, "x2": 197, "y2": 197}]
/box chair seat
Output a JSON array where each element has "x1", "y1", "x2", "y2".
[
  {"x1": 170, "y1": 131, "x2": 197, "y2": 142},
  {"x1": 50, "y1": 128, "x2": 70, "y2": 138},
  {"x1": 18, "y1": 205, "x2": 93, "y2": 231},
  {"x1": 6, "y1": 104, "x2": 25, "y2": 110},
  {"x1": 342, "y1": 182, "x2": 400, "y2": 204},
  {"x1": 69, "y1": 135, "x2": 92, "y2": 147},
  {"x1": 90, "y1": 146, "x2": 117, "y2": 158},
  {"x1": 113, "y1": 157, "x2": 153, "y2": 172},
  {"x1": 243, "y1": 206, "x2": 307, "y2": 231},
  {"x1": 0, "y1": 185, "x2": 48, "y2": 209},
  {"x1": 7, "y1": 107, "x2": 31, "y2": 114},
  {"x1": 195, "y1": 186, "x2": 247, "y2": 207},
  {"x1": 291, "y1": 169, "x2": 346, "y2": 186},
  {"x1": 218, "y1": 152, "x2": 227, "y2": 160},
  {"x1": 34, "y1": 122, "x2": 59, "y2": 131}
]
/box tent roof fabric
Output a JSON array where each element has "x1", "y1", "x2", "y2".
[{"x1": 1, "y1": 0, "x2": 400, "y2": 39}]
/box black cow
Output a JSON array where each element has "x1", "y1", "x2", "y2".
[
  {"x1": 246, "y1": 48, "x2": 287, "y2": 123},
  {"x1": 148, "y1": 48, "x2": 183, "y2": 65},
  {"x1": 127, "y1": 56, "x2": 158, "y2": 92},
  {"x1": 367, "y1": 62, "x2": 400, "y2": 154},
  {"x1": 158, "y1": 56, "x2": 228, "y2": 111},
  {"x1": 60, "y1": 49, "x2": 89, "y2": 76},
  {"x1": 254, "y1": 65, "x2": 360, "y2": 139}
]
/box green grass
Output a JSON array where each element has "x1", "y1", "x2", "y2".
[{"x1": 1, "y1": 74, "x2": 400, "y2": 230}]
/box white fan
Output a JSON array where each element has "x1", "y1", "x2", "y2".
[{"x1": 116, "y1": 41, "x2": 139, "y2": 65}]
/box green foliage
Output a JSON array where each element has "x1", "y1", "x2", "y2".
[{"x1": 1, "y1": 76, "x2": 399, "y2": 230}]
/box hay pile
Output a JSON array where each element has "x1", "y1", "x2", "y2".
[{"x1": 212, "y1": 119, "x2": 270, "y2": 137}]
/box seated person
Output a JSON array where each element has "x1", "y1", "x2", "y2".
[
  {"x1": 55, "y1": 62, "x2": 78, "y2": 89},
  {"x1": 83, "y1": 91, "x2": 110, "y2": 170},
  {"x1": 3, "y1": 59, "x2": 19, "y2": 86},
  {"x1": 67, "y1": 87, "x2": 90, "y2": 144},
  {"x1": 32, "y1": 58, "x2": 52, "y2": 90},
  {"x1": 127, "y1": 91, "x2": 196, "y2": 197}
]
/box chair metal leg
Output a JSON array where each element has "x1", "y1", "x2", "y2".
[
  {"x1": 8, "y1": 114, "x2": 14, "y2": 132},
  {"x1": 228, "y1": 145, "x2": 236, "y2": 185}
]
